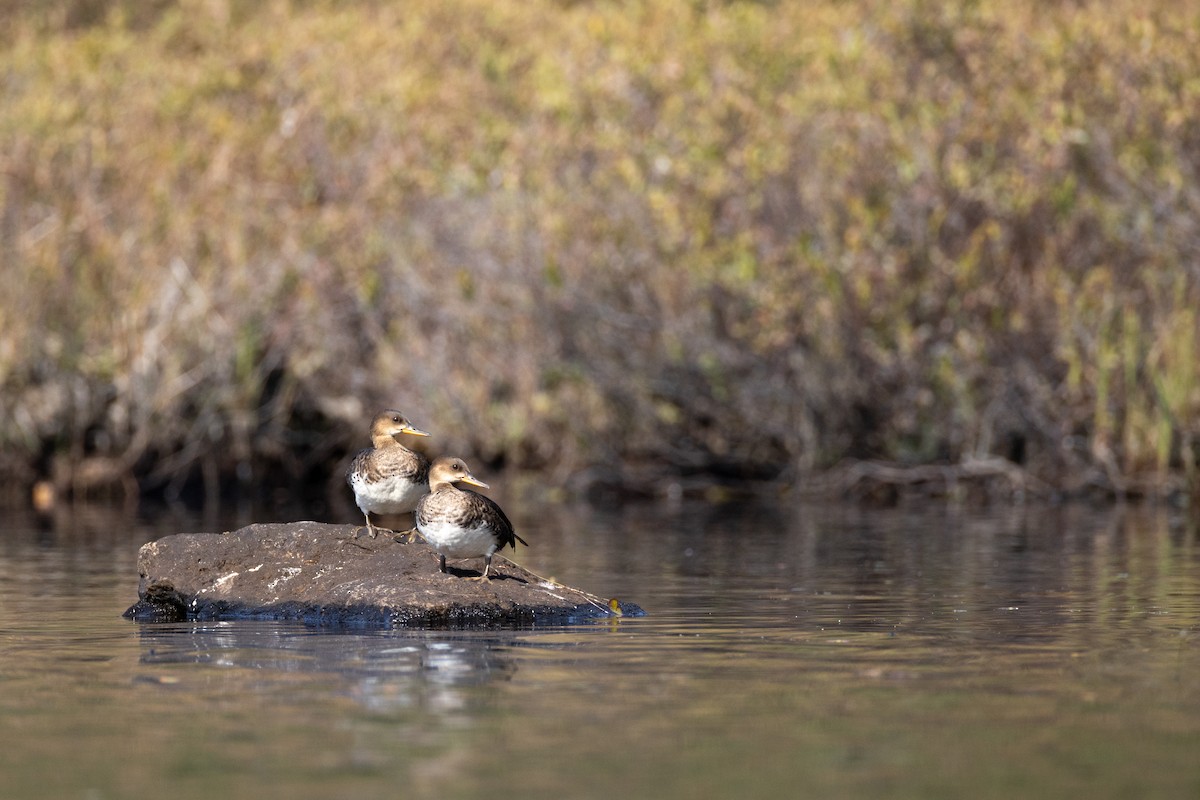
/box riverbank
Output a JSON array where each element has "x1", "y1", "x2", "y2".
[{"x1": 2, "y1": 0, "x2": 1198, "y2": 506}]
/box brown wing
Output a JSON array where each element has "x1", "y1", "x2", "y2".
[
  {"x1": 469, "y1": 490, "x2": 528, "y2": 551},
  {"x1": 348, "y1": 446, "x2": 429, "y2": 485},
  {"x1": 346, "y1": 448, "x2": 371, "y2": 486}
]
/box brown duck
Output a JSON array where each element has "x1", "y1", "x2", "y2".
[
  {"x1": 415, "y1": 456, "x2": 528, "y2": 580},
  {"x1": 347, "y1": 409, "x2": 431, "y2": 539}
]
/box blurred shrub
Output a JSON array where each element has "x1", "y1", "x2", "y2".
[{"x1": 1, "y1": 0, "x2": 1198, "y2": 502}]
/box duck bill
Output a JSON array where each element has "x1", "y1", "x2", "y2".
[
  {"x1": 401, "y1": 426, "x2": 431, "y2": 437},
  {"x1": 460, "y1": 475, "x2": 490, "y2": 489}
]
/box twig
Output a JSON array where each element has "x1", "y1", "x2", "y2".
[{"x1": 493, "y1": 555, "x2": 620, "y2": 617}]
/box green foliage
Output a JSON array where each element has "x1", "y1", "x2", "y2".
[{"x1": 2, "y1": 0, "x2": 1199, "y2": 498}]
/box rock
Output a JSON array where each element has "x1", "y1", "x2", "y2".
[{"x1": 123, "y1": 521, "x2": 643, "y2": 627}]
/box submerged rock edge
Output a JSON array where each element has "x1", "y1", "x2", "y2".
[{"x1": 122, "y1": 592, "x2": 645, "y2": 627}]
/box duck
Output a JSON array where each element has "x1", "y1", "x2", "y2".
[
  {"x1": 347, "y1": 409, "x2": 431, "y2": 539},
  {"x1": 415, "y1": 456, "x2": 528, "y2": 580}
]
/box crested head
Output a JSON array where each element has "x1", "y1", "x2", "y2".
[
  {"x1": 428, "y1": 455, "x2": 490, "y2": 492},
  {"x1": 370, "y1": 409, "x2": 431, "y2": 448}
]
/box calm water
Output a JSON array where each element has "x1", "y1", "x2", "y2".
[{"x1": 1, "y1": 500, "x2": 1198, "y2": 799}]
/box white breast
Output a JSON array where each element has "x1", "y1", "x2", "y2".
[
  {"x1": 417, "y1": 519, "x2": 497, "y2": 559},
  {"x1": 351, "y1": 473, "x2": 427, "y2": 515}
]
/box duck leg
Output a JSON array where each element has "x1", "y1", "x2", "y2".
[
  {"x1": 392, "y1": 517, "x2": 425, "y2": 544},
  {"x1": 352, "y1": 511, "x2": 375, "y2": 540},
  {"x1": 468, "y1": 552, "x2": 495, "y2": 582},
  {"x1": 355, "y1": 511, "x2": 396, "y2": 540}
]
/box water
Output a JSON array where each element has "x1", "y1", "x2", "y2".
[{"x1": 1, "y1": 501, "x2": 1198, "y2": 799}]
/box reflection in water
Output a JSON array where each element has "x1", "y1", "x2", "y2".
[
  {"x1": 134, "y1": 623, "x2": 517, "y2": 714},
  {"x1": 0, "y1": 501, "x2": 1198, "y2": 799}
]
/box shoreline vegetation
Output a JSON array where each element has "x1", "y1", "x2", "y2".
[{"x1": 2, "y1": 0, "x2": 1199, "y2": 509}]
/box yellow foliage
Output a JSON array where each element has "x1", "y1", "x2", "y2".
[{"x1": 1, "y1": 0, "x2": 1199, "y2": 499}]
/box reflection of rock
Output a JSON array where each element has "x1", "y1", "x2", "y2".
[
  {"x1": 134, "y1": 623, "x2": 516, "y2": 714},
  {"x1": 123, "y1": 521, "x2": 643, "y2": 627}
]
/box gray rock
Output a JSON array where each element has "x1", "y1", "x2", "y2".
[{"x1": 123, "y1": 521, "x2": 643, "y2": 627}]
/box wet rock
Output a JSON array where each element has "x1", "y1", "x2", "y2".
[{"x1": 123, "y1": 521, "x2": 643, "y2": 627}]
